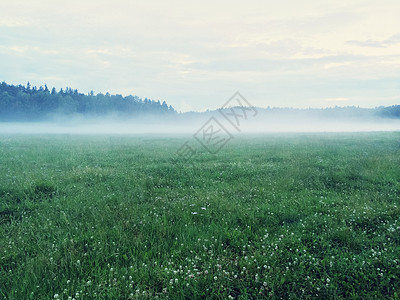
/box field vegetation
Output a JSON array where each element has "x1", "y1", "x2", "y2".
[{"x1": 1, "y1": 133, "x2": 400, "y2": 299}]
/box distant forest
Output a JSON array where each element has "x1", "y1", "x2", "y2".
[
  {"x1": 0, "y1": 81, "x2": 399, "y2": 121},
  {"x1": 254, "y1": 105, "x2": 400, "y2": 119},
  {"x1": 375, "y1": 105, "x2": 400, "y2": 119},
  {"x1": 0, "y1": 82, "x2": 176, "y2": 121}
]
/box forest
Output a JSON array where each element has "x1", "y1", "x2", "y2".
[
  {"x1": 0, "y1": 81, "x2": 399, "y2": 122},
  {"x1": 0, "y1": 82, "x2": 176, "y2": 121}
]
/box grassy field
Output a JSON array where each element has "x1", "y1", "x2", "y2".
[{"x1": 1, "y1": 133, "x2": 400, "y2": 299}]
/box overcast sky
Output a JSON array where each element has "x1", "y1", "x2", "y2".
[{"x1": 1, "y1": 0, "x2": 399, "y2": 112}]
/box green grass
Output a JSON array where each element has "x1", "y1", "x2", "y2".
[{"x1": 1, "y1": 132, "x2": 400, "y2": 299}]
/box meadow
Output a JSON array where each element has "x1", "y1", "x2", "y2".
[{"x1": 1, "y1": 132, "x2": 400, "y2": 299}]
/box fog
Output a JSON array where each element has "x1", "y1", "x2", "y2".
[{"x1": 1, "y1": 112, "x2": 400, "y2": 135}]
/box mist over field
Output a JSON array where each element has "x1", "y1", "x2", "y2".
[{"x1": 1, "y1": 112, "x2": 400, "y2": 135}]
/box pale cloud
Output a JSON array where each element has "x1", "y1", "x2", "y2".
[
  {"x1": 347, "y1": 33, "x2": 400, "y2": 48},
  {"x1": 0, "y1": 17, "x2": 28, "y2": 28},
  {"x1": 323, "y1": 97, "x2": 350, "y2": 102},
  {"x1": 0, "y1": 45, "x2": 61, "y2": 56},
  {"x1": 347, "y1": 40, "x2": 386, "y2": 48}
]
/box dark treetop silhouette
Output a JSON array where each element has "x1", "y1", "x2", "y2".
[{"x1": 0, "y1": 81, "x2": 176, "y2": 121}]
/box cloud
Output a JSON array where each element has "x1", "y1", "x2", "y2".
[
  {"x1": 346, "y1": 40, "x2": 386, "y2": 48},
  {"x1": 384, "y1": 34, "x2": 400, "y2": 45},
  {"x1": 347, "y1": 33, "x2": 400, "y2": 48},
  {"x1": 0, "y1": 18, "x2": 27, "y2": 28},
  {"x1": 183, "y1": 54, "x2": 370, "y2": 74},
  {"x1": 322, "y1": 97, "x2": 350, "y2": 102}
]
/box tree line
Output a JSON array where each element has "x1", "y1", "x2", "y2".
[
  {"x1": 255, "y1": 105, "x2": 400, "y2": 119},
  {"x1": 0, "y1": 82, "x2": 176, "y2": 121},
  {"x1": 1, "y1": 81, "x2": 399, "y2": 121},
  {"x1": 376, "y1": 105, "x2": 400, "y2": 118}
]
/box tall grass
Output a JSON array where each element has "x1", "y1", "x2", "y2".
[{"x1": 1, "y1": 133, "x2": 400, "y2": 299}]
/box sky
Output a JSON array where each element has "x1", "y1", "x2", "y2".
[{"x1": 1, "y1": 0, "x2": 400, "y2": 112}]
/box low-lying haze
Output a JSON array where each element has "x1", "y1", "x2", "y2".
[{"x1": 1, "y1": 113, "x2": 399, "y2": 135}]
